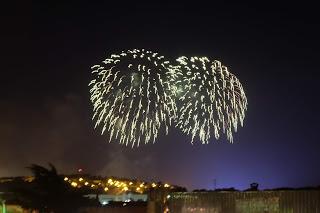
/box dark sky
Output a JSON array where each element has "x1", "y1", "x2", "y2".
[{"x1": 1, "y1": 2, "x2": 320, "y2": 190}]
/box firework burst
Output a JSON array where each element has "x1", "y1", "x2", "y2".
[
  {"x1": 171, "y1": 56, "x2": 247, "y2": 144},
  {"x1": 89, "y1": 49, "x2": 176, "y2": 147}
]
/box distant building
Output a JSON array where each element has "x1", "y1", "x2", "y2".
[
  {"x1": 165, "y1": 190, "x2": 320, "y2": 213},
  {"x1": 86, "y1": 192, "x2": 147, "y2": 205}
]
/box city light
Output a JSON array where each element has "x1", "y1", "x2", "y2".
[
  {"x1": 71, "y1": 182, "x2": 77, "y2": 187},
  {"x1": 61, "y1": 175, "x2": 177, "y2": 194}
]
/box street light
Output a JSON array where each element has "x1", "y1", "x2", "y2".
[{"x1": 1, "y1": 200, "x2": 6, "y2": 213}]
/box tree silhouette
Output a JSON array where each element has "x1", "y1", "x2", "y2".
[
  {"x1": 244, "y1": 182, "x2": 259, "y2": 191},
  {"x1": 16, "y1": 163, "x2": 96, "y2": 213}
]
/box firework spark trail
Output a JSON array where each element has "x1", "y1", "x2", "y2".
[
  {"x1": 171, "y1": 56, "x2": 247, "y2": 144},
  {"x1": 89, "y1": 49, "x2": 177, "y2": 147}
]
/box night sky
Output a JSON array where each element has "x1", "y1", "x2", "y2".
[{"x1": 1, "y1": 2, "x2": 320, "y2": 190}]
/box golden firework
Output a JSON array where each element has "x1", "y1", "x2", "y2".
[
  {"x1": 171, "y1": 56, "x2": 247, "y2": 143},
  {"x1": 89, "y1": 49, "x2": 177, "y2": 147}
]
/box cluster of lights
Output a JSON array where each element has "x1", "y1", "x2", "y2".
[{"x1": 64, "y1": 176, "x2": 172, "y2": 194}]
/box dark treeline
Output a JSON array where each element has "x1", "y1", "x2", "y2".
[{"x1": 0, "y1": 164, "x2": 98, "y2": 213}]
